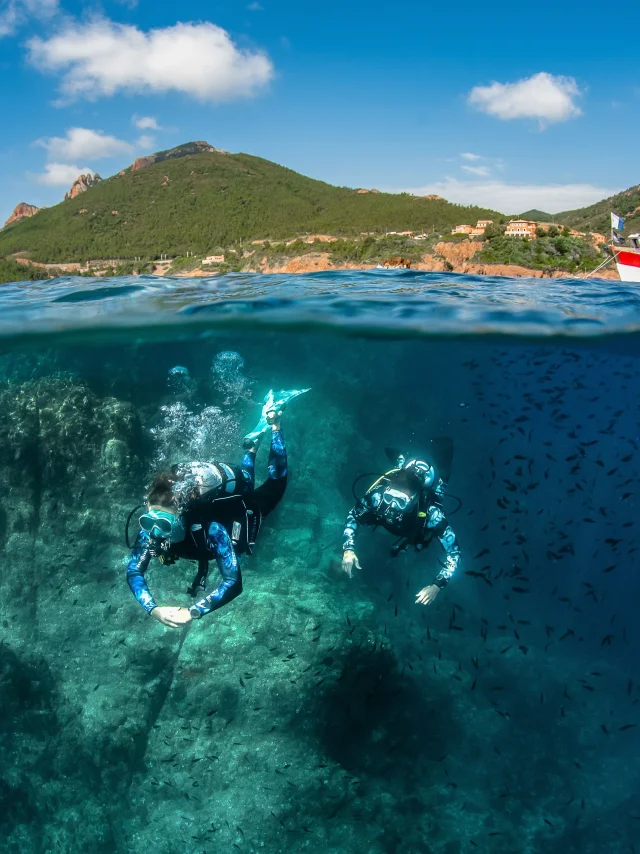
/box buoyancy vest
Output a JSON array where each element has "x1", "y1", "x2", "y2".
[
  {"x1": 369, "y1": 484, "x2": 442, "y2": 552},
  {"x1": 170, "y1": 493, "x2": 263, "y2": 563}
]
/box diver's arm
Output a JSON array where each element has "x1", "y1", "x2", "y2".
[
  {"x1": 427, "y1": 505, "x2": 461, "y2": 588},
  {"x1": 342, "y1": 497, "x2": 374, "y2": 576},
  {"x1": 126, "y1": 530, "x2": 158, "y2": 614},
  {"x1": 343, "y1": 497, "x2": 374, "y2": 552},
  {"x1": 191, "y1": 522, "x2": 243, "y2": 617}
]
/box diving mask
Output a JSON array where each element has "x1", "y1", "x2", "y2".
[
  {"x1": 382, "y1": 488, "x2": 415, "y2": 512},
  {"x1": 140, "y1": 509, "x2": 186, "y2": 543}
]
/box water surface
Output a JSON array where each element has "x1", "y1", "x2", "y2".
[{"x1": 0, "y1": 271, "x2": 638, "y2": 854}]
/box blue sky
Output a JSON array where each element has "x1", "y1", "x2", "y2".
[{"x1": 0, "y1": 0, "x2": 637, "y2": 225}]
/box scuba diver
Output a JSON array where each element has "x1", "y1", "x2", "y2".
[
  {"x1": 342, "y1": 439, "x2": 462, "y2": 607},
  {"x1": 126, "y1": 388, "x2": 309, "y2": 628}
]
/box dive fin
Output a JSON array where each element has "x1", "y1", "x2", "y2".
[
  {"x1": 427, "y1": 436, "x2": 454, "y2": 483},
  {"x1": 243, "y1": 387, "x2": 310, "y2": 446},
  {"x1": 384, "y1": 446, "x2": 403, "y2": 463}
]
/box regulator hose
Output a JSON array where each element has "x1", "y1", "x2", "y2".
[{"x1": 125, "y1": 503, "x2": 145, "y2": 549}]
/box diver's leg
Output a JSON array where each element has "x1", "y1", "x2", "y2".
[
  {"x1": 251, "y1": 428, "x2": 288, "y2": 517},
  {"x1": 240, "y1": 446, "x2": 257, "y2": 492},
  {"x1": 266, "y1": 427, "x2": 287, "y2": 481}
]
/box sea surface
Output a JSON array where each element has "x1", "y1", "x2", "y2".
[{"x1": 1, "y1": 270, "x2": 639, "y2": 854}]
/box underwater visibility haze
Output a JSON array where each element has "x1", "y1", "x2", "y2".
[{"x1": 1, "y1": 270, "x2": 640, "y2": 854}]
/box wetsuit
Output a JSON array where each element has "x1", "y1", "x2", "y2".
[
  {"x1": 343, "y1": 477, "x2": 461, "y2": 589},
  {"x1": 126, "y1": 429, "x2": 287, "y2": 617}
]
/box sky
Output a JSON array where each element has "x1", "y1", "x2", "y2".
[{"x1": 0, "y1": 0, "x2": 637, "y2": 225}]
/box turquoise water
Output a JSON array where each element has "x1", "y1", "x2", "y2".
[{"x1": 1, "y1": 271, "x2": 639, "y2": 854}]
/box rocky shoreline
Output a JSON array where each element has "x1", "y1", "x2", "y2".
[
  {"x1": 174, "y1": 251, "x2": 620, "y2": 281},
  {"x1": 9, "y1": 238, "x2": 620, "y2": 281}
]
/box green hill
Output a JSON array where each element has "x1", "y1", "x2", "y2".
[
  {"x1": 0, "y1": 143, "x2": 501, "y2": 264},
  {"x1": 557, "y1": 184, "x2": 640, "y2": 235},
  {"x1": 516, "y1": 209, "x2": 554, "y2": 222}
]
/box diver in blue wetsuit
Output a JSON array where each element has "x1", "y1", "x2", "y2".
[
  {"x1": 342, "y1": 445, "x2": 462, "y2": 607},
  {"x1": 127, "y1": 393, "x2": 300, "y2": 629}
]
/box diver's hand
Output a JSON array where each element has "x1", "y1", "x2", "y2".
[
  {"x1": 151, "y1": 606, "x2": 192, "y2": 628},
  {"x1": 342, "y1": 550, "x2": 361, "y2": 577},
  {"x1": 416, "y1": 585, "x2": 440, "y2": 606}
]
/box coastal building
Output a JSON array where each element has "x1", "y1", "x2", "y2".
[
  {"x1": 202, "y1": 255, "x2": 225, "y2": 265},
  {"x1": 505, "y1": 220, "x2": 537, "y2": 238},
  {"x1": 452, "y1": 220, "x2": 493, "y2": 237}
]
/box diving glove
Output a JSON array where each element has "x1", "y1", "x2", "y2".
[{"x1": 243, "y1": 388, "x2": 310, "y2": 447}]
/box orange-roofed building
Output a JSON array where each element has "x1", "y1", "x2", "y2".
[{"x1": 505, "y1": 220, "x2": 537, "y2": 238}]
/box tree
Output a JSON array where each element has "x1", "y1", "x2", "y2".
[{"x1": 482, "y1": 223, "x2": 505, "y2": 240}]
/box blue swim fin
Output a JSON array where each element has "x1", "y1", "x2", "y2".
[{"x1": 243, "y1": 388, "x2": 310, "y2": 446}]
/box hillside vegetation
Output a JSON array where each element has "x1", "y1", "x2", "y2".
[
  {"x1": 0, "y1": 257, "x2": 60, "y2": 284},
  {"x1": 476, "y1": 232, "x2": 601, "y2": 274},
  {"x1": 0, "y1": 145, "x2": 500, "y2": 264},
  {"x1": 558, "y1": 184, "x2": 640, "y2": 235}
]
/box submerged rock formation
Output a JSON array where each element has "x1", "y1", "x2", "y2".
[
  {"x1": 65, "y1": 173, "x2": 102, "y2": 200},
  {"x1": 4, "y1": 203, "x2": 39, "y2": 228}
]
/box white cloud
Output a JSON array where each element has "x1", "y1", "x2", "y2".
[
  {"x1": 468, "y1": 72, "x2": 583, "y2": 125},
  {"x1": 27, "y1": 19, "x2": 275, "y2": 103},
  {"x1": 36, "y1": 127, "x2": 133, "y2": 161},
  {"x1": 399, "y1": 178, "x2": 619, "y2": 214},
  {"x1": 461, "y1": 164, "x2": 491, "y2": 177},
  {"x1": 35, "y1": 162, "x2": 94, "y2": 186},
  {"x1": 136, "y1": 134, "x2": 155, "y2": 151},
  {"x1": 461, "y1": 152, "x2": 481, "y2": 161},
  {"x1": 0, "y1": 0, "x2": 57, "y2": 37},
  {"x1": 248, "y1": 2, "x2": 263, "y2": 9},
  {"x1": 132, "y1": 115, "x2": 160, "y2": 130}
]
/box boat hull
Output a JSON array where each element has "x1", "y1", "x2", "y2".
[{"x1": 611, "y1": 247, "x2": 640, "y2": 283}]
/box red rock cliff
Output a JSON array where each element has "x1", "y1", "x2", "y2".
[
  {"x1": 65, "y1": 173, "x2": 102, "y2": 200},
  {"x1": 4, "y1": 202, "x2": 39, "y2": 228}
]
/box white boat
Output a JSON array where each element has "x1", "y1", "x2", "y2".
[{"x1": 610, "y1": 234, "x2": 640, "y2": 283}]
